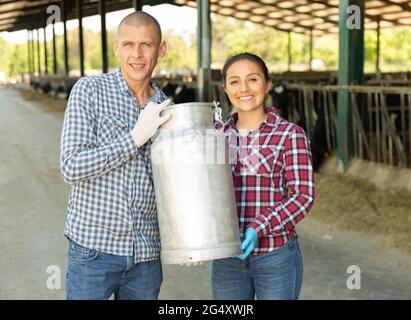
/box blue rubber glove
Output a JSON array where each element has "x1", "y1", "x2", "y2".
[{"x1": 236, "y1": 227, "x2": 258, "y2": 260}]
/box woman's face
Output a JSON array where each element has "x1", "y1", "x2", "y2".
[{"x1": 224, "y1": 59, "x2": 271, "y2": 113}]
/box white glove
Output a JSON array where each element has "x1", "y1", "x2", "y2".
[{"x1": 131, "y1": 99, "x2": 172, "y2": 147}]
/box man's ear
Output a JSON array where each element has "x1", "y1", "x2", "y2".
[
  {"x1": 113, "y1": 41, "x2": 119, "y2": 59},
  {"x1": 159, "y1": 40, "x2": 166, "y2": 58}
]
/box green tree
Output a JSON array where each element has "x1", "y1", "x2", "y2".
[
  {"x1": 2, "y1": 21, "x2": 411, "y2": 78},
  {"x1": 157, "y1": 29, "x2": 196, "y2": 70},
  {"x1": 8, "y1": 45, "x2": 27, "y2": 76}
]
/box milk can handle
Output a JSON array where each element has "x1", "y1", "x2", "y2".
[{"x1": 213, "y1": 101, "x2": 224, "y2": 127}]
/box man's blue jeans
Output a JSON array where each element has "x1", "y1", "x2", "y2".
[
  {"x1": 212, "y1": 236, "x2": 303, "y2": 300},
  {"x1": 66, "y1": 240, "x2": 162, "y2": 300}
]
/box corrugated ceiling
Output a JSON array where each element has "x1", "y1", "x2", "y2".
[{"x1": 0, "y1": 0, "x2": 410, "y2": 34}]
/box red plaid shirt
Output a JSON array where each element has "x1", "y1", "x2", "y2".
[{"x1": 218, "y1": 107, "x2": 315, "y2": 255}]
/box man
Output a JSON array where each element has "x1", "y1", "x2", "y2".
[{"x1": 60, "y1": 11, "x2": 171, "y2": 300}]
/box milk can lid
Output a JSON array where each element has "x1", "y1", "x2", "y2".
[{"x1": 163, "y1": 102, "x2": 214, "y2": 111}]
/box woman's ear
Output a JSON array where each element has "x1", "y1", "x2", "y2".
[{"x1": 266, "y1": 80, "x2": 273, "y2": 94}]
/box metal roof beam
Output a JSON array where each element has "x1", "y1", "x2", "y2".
[
  {"x1": 376, "y1": 0, "x2": 411, "y2": 13},
  {"x1": 0, "y1": 0, "x2": 60, "y2": 15},
  {"x1": 0, "y1": 0, "x2": 133, "y2": 31},
  {"x1": 246, "y1": 0, "x2": 335, "y2": 32}
]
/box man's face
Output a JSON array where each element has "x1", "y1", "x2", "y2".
[{"x1": 114, "y1": 23, "x2": 166, "y2": 84}]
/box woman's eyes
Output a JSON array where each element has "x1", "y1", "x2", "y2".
[{"x1": 228, "y1": 78, "x2": 259, "y2": 86}]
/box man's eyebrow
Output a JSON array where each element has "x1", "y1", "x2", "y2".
[{"x1": 120, "y1": 40, "x2": 155, "y2": 45}]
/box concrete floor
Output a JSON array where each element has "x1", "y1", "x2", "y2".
[{"x1": 0, "y1": 85, "x2": 410, "y2": 300}]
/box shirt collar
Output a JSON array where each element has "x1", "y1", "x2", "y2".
[
  {"x1": 264, "y1": 107, "x2": 281, "y2": 128},
  {"x1": 223, "y1": 107, "x2": 281, "y2": 132},
  {"x1": 115, "y1": 67, "x2": 162, "y2": 103},
  {"x1": 115, "y1": 67, "x2": 129, "y2": 93}
]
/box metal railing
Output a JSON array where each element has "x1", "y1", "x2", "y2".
[
  {"x1": 26, "y1": 74, "x2": 411, "y2": 169},
  {"x1": 154, "y1": 79, "x2": 411, "y2": 168},
  {"x1": 284, "y1": 84, "x2": 411, "y2": 168}
]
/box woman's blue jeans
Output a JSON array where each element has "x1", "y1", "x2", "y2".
[{"x1": 212, "y1": 236, "x2": 303, "y2": 300}]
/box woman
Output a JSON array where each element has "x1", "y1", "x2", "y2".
[{"x1": 212, "y1": 52, "x2": 315, "y2": 300}]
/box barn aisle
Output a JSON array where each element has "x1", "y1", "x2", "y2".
[{"x1": 0, "y1": 85, "x2": 410, "y2": 300}]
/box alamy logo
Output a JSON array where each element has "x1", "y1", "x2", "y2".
[
  {"x1": 346, "y1": 265, "x2": 361, "y2": 290},
  {"x1": 346, "y1": 5, "x2": 362, "y2": 30},
  {"x1": 46, "y1": 265, "x2": 61, "y2": 290},
  {"x1": 46, "y1": 5, "x2": 61, "y2": 25}
]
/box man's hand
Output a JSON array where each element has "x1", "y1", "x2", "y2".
[
  {"x1": 236, "y1": 227, "x2": 258, "y2": 260},
  {"x1": 131, "y1": 99, "x2": 172, "y2": 147}
]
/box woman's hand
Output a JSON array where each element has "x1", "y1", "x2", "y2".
[{"x1": 236, "y1": 227, "x2": 258, "y2": 260}]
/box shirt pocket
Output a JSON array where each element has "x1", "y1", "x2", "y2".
[
  {"x1": 68, "y1": 240, "x2": 99, "y2": 263},
  {"x1": 97, "y1": 115, "x2": 130, "y2": 145},
  {"x1": 256, "y1": 146, "x2": 284, "y2": 176},
  {"x1": 235, "y1": 146, "x2": 274, "y2": 176}
]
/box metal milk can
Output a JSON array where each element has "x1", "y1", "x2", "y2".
[{"x1": 150, "y1": 102, "x2": 242, "y2": 264}]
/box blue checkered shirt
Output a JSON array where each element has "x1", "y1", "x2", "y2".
[{"x1": 60, "y1": 68, "x2": 169, "y2": 263}]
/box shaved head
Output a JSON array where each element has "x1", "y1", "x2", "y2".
[
  {"x1": 116, "y1": 11, "x2": 162, "y2": 43},
  {"x1": 113, "y1": 10, "x2": 166, "y2": 91}
]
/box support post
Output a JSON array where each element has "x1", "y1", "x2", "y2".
[
  {"x1": 287, "y1": 31, "x2": 292, "y2": 72},
  {"x1": 77, "y1": 0, "x2": 85, "y2": 76},
  {"x1": 30, "y1": 30, "x2": 35, "y2": 75},
  {"x1": 36, "y1": 29, "x2": 41, "y2": 75},
  {"x1": 52, "y1": 22, "x2": 57, "y2": 74},
  {"x1": 337, "y1": 0, "x2": 365, "y2": 172},
  {"x1": 62, "y1": 0, "x2": 69, "y2": 76},
  {"x1": 133, "y1": 0, "x2": 143, "y2": 11},
  {"x1": 376, "y1": 19, "x2": 381, "y2": 75},
  {"x1": 27, "y1": 30, "x2": 32, "y2": 75},
  {"x1": 196, "y1": 0, "x2": 211, "y2": 102},
  {"x1": 309, "y1": 29, "x2": 313, "y2": 71},
  {"x1": 43, "y1": 26, "x2": 48, "y2": 75},
  {"x1": 99, "y1": 0, "x2": 108, "y2": 74}
]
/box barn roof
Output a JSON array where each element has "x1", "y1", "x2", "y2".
[{"x1": 0, "y1": 0, "x2": 410, "y2": 34}]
